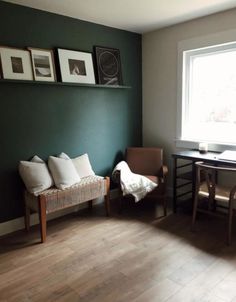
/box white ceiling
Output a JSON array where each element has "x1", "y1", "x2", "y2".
[{"x1": 3, "y1": 0, "x2": 236, "y2": 33}]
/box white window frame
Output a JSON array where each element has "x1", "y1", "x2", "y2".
[{"x1": 176, "y1": 29, "x2": 236, "y2": 152}]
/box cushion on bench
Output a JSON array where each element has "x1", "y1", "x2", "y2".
[{"x1": 25, "y1": 175, "x2": 106, "y2": 214}]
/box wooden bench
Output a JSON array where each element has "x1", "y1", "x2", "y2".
[{"x1": 24, "y1": 175, "x2": 110, "y2": 243}]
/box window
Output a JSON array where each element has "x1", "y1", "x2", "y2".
[{"x1": 177, "y1": 35, "x2": 236, "y2": 150}]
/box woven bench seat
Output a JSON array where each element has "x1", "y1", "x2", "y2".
[{"x1": 24, "y1": 175, "x2": 110, "y2": 243}]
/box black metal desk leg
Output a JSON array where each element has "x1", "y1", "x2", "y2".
[
  {"x1": 173, "y1": 157, "x2": 177, "y2": 213},
  {"x1": 191, "y1": 161, "x2": 196, "y2": 211}
]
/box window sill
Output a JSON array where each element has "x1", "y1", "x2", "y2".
[{"x1": 176, "y1": 139, "x2": 236, "y2": 153}]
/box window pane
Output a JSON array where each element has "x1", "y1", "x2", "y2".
[{"x1": 184, "y1": 48, "x2": 236, "y2": 144}]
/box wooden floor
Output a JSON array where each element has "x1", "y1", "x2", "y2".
[{"x1": 1, "y1": 199, "x2": 236, "y2": 302}]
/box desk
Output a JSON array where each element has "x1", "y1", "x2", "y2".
[{"x1": 172, "y1": 150, "x2": 236, "y2": 213}]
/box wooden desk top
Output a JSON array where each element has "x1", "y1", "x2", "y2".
[{"x1": 172, "y1": 150, "x2": 236, "y2": 166}]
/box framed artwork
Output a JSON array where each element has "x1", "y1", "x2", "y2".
[
  {"x1": 28, "y1": 47, "x2": 56, "y2": 82},
  {"x1": 57, "y1": 48, "x2": 95, "y2": 84},
  {"x1": 94, "y1": 46, "x2": 122, "y2": 85},
  {"x1": 0, "y1": 46, "x2": 33, "y2": 80}
]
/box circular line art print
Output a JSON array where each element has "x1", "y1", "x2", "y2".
[
  {"x1": 98, "y1": 51, "x2": 119, "y2": 78},
  {"x1": 95, "y1": 46, "x2": 122, "y2": 85}
]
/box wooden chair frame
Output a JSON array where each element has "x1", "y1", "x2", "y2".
[{"x1": 192, "y1": 161, "x2": 236, "y2": 245}]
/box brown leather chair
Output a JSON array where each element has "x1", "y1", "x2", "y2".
[{"x1": 115, "y1": 147, "x2": 168, "y2": 215}]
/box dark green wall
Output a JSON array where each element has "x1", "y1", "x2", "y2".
[{"x1": 0, "y1": 2, "x2": 142, "y2": 223}]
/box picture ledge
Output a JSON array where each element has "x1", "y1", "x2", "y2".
[{"x1": 0, "y1": 79, "x2": 131, "y2": 89}]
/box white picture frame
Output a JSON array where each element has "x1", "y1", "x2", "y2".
[
  {"x1": 58, "y1": 48, "x2": 95, "y2": 84},
  {"x1": 28, "y1": 47, "x2": 56, "y2": 82},
  {"x1": 0, "y1": 47, "x2": 33, "y2": 80}
]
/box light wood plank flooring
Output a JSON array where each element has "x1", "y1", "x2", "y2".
[{"x1": 0, "y1": 199, "x2": 236, "y2": 302}]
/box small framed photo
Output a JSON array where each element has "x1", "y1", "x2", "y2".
[
  {"x1": 28, "y1": 47, "x2": 56, "y2": 82},
  {"x1": 94, "y1": 46, "x2": 122, "y2": 85},
  {"x1": 57, "y1": 48, "x2": 95, "y2": 84},
  {"x1": 0, "y1": 46, "x2": 33, "y2": 80}
]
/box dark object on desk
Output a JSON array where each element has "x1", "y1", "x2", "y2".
[
  {"x1": 172, "y1": 150, "x2": 236, "y2": 213},
  {"x1": 192, "y1": 161, "x2": 236, "y2": 245}
]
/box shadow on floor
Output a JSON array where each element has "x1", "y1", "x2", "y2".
[{"x1": 0, "y1": 197, "x2": 235, "y2": 258}]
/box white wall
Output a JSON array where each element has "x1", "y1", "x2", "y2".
[{"x1": 142, "y1": 8, "x2": 236, "y2": 186}]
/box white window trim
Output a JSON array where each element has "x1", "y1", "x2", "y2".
[{"x1": 176, "y1": 28, "x2": 236, "y2": 152}]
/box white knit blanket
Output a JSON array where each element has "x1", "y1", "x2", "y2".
[{"x1": 112, "y1": 161, "x2": 157, "y2": 202}]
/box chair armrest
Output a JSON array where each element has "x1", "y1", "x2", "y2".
[
  {"x1": 159, "y1": 165, "x2": 168, "y2": 184},
  {"x1": 161, "y1": 165, "x2": 168, "y2": 178}
]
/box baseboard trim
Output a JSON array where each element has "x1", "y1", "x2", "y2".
[
  {"x1": 0, "y1": 204, "x2": 84, "y2": 237},
  {"x1": 0, "y1": 188, "x2": 120, "y2": 238}
]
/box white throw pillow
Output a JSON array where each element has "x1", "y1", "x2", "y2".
[
  {"x1": 59, "y1": 152, "x2": 95, "y2": 178},
  {"x1": 31, "y1": 155, "x2": 44, "y2": 163},
  {"x1": 48, "y1": 156, "x2": 80, "y2": 190},
  {"x1": 59, "y1": 152, "x2": 70, "y2": 160},
  {"x1": 19, "y1": 156, "x2": 54, "y2": 195},
  {"x1": 73, "y1": 153, "x2": 95, "y2": 178}
]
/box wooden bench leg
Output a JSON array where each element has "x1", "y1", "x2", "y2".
[
  {"x1": 105, "y1": 177, "x2": 110, "y2": 216},
  {"x1": 38, "y1": 195, "x2": 47, "y2": 243},
  {"x1": 24, "y1": 204, "x2": 30, "y2": 232}
]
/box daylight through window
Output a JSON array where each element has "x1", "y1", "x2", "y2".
[{"x1": 181, "y1": 42, "x2": 236, "y2": 145}]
